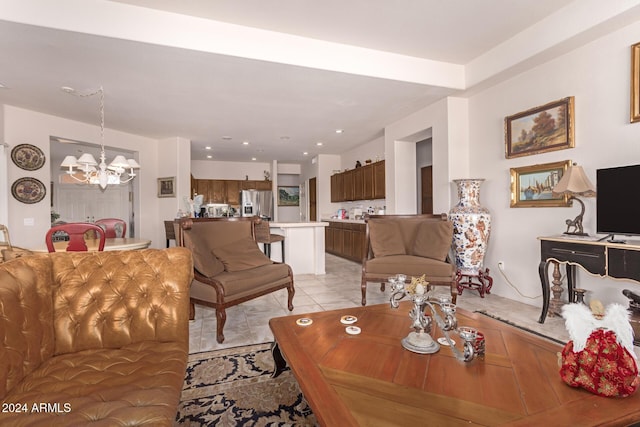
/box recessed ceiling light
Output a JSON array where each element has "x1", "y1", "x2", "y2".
[
  {"x1": 61, "y1": 86, "x2": 75, "y2": 93},
  {"x1": 242, "y1": 141, "x2": 249, "y2": 145},
  {"x1": 303, "y1": 152, "x2": 309, "y2": 155},
  {"x1": 205, "y1": 146, "x2": 212, "y2": 150},
  {"x1": 335, "y1": 129, "x2": 344, "y2": 134},
  {"x1": 0, "y1": 83, "x2": 6, "y2": 89},
  {"x1": 316, "y1": 142, "x2": 323, "y2": 146},
  {"x1": 206, "y1": 155, "x2": 212, "y2": 159},
  {"x1": 251, "y1": 157, "x2": 257, "y2": 161}
]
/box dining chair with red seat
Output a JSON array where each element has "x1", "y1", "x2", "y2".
[
  {"x1": 45, "y1": 223, "x2": 106, "y2": 252},
  {"x1": 95, "y1": 218, "x2": 127, "y2": 238}
]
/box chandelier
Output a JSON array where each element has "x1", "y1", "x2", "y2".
[{"x1": 60, "y1": 86, "x2": 140, "y2": 189}]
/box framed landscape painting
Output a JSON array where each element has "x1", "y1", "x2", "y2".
[
  {"x1": 505, "y1": 97, "x2": 574, "y2": 159},
  {"x1": 632, "y1": 42, "x2": 640, "y2": 123},
  {"x1": 157, "y1": 176, "x2": 176, "y2": 198},
  {"x1": 278, "y1": 186, "x2": 299, "y2": 206},
  {"x1": 510, "y1": 160, "x2": 572, "y2": 208}
]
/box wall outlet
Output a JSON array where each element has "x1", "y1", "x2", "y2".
[{"x1": 498, "y1": 261, "x2": 505, "y2": 270}]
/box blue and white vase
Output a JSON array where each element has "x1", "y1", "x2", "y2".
[{"x1": 448, "y1": 179, "x2": 491, "y2": 276}]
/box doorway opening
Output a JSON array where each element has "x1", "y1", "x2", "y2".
[{"x1": 416, "y1": 137, "x2": 433, "y2": 214}]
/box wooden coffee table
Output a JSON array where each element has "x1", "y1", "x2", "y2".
[{"x1": 269, "y1": 302, "x2": 640, "y2": 426}]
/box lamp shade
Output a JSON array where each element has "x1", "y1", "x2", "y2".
[
  {"x1": 76, "y1": 153, "x2": 98, "y2": 166},
  {"x1": 109, "y1": 155, "x2": 130, "y2": 168},
  {"x1": 552, "y1": 163, "x2": 596, "y2": 197},
  {"x1": 60, "y1": 155, "x2": 78, "y2": 167}
]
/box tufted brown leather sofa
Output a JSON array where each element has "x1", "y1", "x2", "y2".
[
  {"x1": 361, "y1": 214, "x2": 457, "y2": 305},
  {"x1": 0, "y1": 247, "x2": 193, "y2": 426}
]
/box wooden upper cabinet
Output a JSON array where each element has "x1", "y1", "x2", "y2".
[
  {"x1": 209, "y1": 180, "x2": 225, "y2": 203},
  {"x1": 330, "y1": 160, "x2": 385, "y2": 202},
  {"x1": 343, "y1": 170, "x2": 354, "y2": 201},
  {"x1": 191, "y1": 179, "x2": 272, "y2": 205},
  {"x1": 373, "y1": 160, "x2": 385, "y2": 199},
  {"x1": 225, "y1": 180, "x2": 241, "y2": 205},
  {"x1": 331, "y1": 173, "x2": 343, "y2": 202},
  {"x1": 254, "y1": 180, "x2": 272, "y2": 191},
  {"x1": 362, "y1": 164, "x2": 374, "y2": 199},
  {"x1": 353, "y1": 167, "x2": 364, "y2": 200}
]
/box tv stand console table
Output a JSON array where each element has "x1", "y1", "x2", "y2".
[{"x1": 538, "y1": 236, "x2": 640, "y2": 323}]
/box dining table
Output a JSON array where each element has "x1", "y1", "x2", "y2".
[{"x1": 33, "y1": 237, "x2": 152, "y2": 252}]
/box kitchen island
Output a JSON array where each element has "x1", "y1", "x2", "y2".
[{"x1": 264, "y1": 221, "x2": 329, "y2": 275}]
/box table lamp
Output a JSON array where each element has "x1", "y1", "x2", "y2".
[{"x1": 552, "y1": 163, "x2": 596, "y2": 236}]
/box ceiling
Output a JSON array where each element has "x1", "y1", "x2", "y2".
[{"x1": 0, "y1": 0, "x2": 586, "y2": 164}]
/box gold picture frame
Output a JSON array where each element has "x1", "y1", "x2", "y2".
[
  {"x1": 157, "y1": 176, "x2": 176, "y2": 198},
  {"x1": 631, "y1": 42, "x2": 640, "y2": 123},
  {"x1": 505, "y1": 97, "x2": 574, "y2": 159},
  {"x1": 510, "y1": 160, "x2": 572, "y2": 208}
]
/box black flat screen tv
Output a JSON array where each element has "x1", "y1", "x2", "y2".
[{"x1": 596, "y1": 164, "x2": 640, "y2": 238}]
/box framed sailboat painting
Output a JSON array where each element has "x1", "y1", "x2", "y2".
[{"x1": 510, "y1": 160, "x2": 572, "y2": 208}]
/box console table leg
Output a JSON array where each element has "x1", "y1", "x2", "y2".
[
  {"x1": 538, "y1": 260, "x2": 551, "y2": 323},
  {"x1": 271, "y1": 341, "x2": 288, "y2": 378},
  {"x1": 548, "y1": 261, "x2": 564, "y2": 317}
]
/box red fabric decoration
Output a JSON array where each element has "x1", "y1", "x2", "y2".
[{"x1": 560, "y1": 329, "x2": 640, "y2": 397}]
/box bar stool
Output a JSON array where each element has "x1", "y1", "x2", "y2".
[{"x1": 254, "y1": 219, "x2": 285, "y2": 262}]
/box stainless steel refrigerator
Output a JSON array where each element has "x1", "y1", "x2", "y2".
[{"x1": 240, "y1": 190, "x2": 274, "y2": 219}]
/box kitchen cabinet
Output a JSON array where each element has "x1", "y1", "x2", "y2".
[
  {"x1": 343, "y1": 170, "x2": 355, "y2": 201},
  {"x1": 325, "y1": 221, "x2": 366, "y2": 263},
  {"x1": 192, "y1": 179, "x2": 272, "y2": 205},
  {"x1": 329, "y1": 160, "x2": 385, "y2": 202},
  {"x1": 225, "y1": 180, "x2": 241, "y2": 205},
  {"x1": 331, "y1": 173, "x2": 343, "y2": 202},
  {"x1": 373, "y1": 161, "x2": 385, "y2": 199}
]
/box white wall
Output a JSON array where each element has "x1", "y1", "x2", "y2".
[
  {"x1": 416, "y1": 138, "x2": 433, "y2": 211},
  {"x1": 385, "y1": 97, "x2": 468, "y2": 214},
  {"x1": 191, "y1": 160, "x2": 271, "y2": 180},
  {"x1": 467, "y1": 20, "x2": 640, "y2": 308},
  {"x1": 277, "y1": 174, "x2": 300, "y2": 222},
  {"x1": 3, "y1": 106, "x2": 163, "y2": 249},
  {"x1": 158, "y1": 137, "x2": 191, "y2": 235}
]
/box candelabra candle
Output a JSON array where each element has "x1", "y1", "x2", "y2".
[{"x1": 389, "y1": 273, "x2": 481, "y2": 362}]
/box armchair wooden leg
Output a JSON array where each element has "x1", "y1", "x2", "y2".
[
  {"x1": 216, "y1": 308, "x2": 227, "y2": 344},
  {"x1": 361, "y1": 281, "x2": 367, "y2": 306},
  {"x1": 189, "y1": 302, "x2": 195, "y2": 320},
  {"x1": 287, "y1": 284, "x2": 295, "y2": 311}
]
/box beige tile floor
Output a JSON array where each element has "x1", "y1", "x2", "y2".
[{"x1": 189, "y1": 254, "x2": 572, "y2": 353}]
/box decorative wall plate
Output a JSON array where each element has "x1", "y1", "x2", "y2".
[
  {"x1": 11, "y1": 177, "x2": 46, "y2": 204},
  {"x1": 11, "y1": 144, "x2": 45, "y2": 171}
]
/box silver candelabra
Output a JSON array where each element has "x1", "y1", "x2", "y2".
[{"x1": 389, "y1": 274, "x2": 481, "y2": 362}]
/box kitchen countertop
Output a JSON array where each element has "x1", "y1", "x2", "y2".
[
  {"x1": 269, "y1": 221, "x2": 328, "y2": 228},
  {"x1": 322, "y1": 218, "x2": 366, "y2": 224}
]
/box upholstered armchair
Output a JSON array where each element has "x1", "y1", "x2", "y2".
[
  {"x1": 176, "y1": 217, "x2": 294, "y2": 343},
  {"x1": 361, "y1": 214, "x2": 457, "y2": 305}
]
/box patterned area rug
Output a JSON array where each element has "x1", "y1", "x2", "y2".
[{"x1": 175, "y1": 343, "x2": 318, "y2": 426}]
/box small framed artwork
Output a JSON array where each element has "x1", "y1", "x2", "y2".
[
  {"x1": 505, "y1": 97, "x2": 574, "y2": 159},
  {"x1": 157, "y1": 176, "x2": 176, "y2": 198},
  {"x1": 278, "y1": 186, "x2": 300, "y2": 206},
  {"x1": 510, "y1": 160, "x2": 572, "y2": 208},
  {"x1": 631, "y1": 42, "x2": 640, "y2": 123}
]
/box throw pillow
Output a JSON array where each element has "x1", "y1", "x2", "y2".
[
  {"x1": 368, "y1": 221, "x2": 406, "y2": 257},
  {"x1": 213, "y1": 237, "x2": 272, "y2": 272},
  {"x1": 184, "y1": 232, "x2": 225, "y2": 278},
  {"x1": 412, "y1": 220, "x2": 453, "y2": 261},
  {"x1": 1, "y1": 248, "x2": 34, "y2": 262}
]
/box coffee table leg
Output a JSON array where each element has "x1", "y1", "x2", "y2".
[{"x1": 271, "y1": 341, "x2": 288, "y2": 378}]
